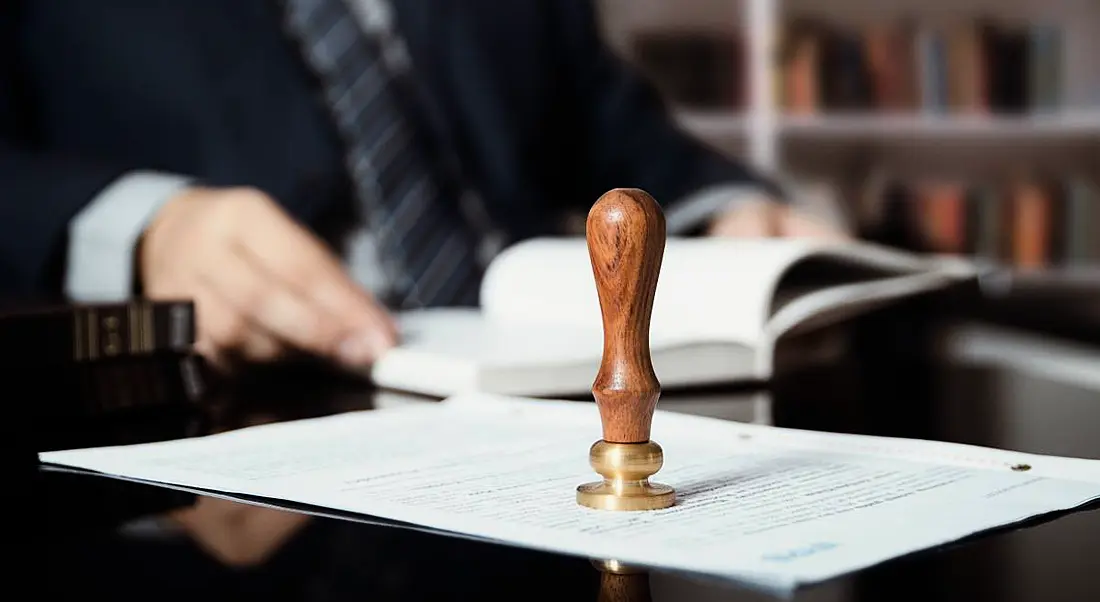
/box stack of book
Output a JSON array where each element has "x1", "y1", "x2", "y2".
[
  {"x1": 1, "y1": 300, "x2": 204, "y2": 434},
  {"x1": 11, "y1": 300, "x2": 205, "y2": 529}
]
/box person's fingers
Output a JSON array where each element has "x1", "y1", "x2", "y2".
[
  {"x1": 245, "y1": 234, "x2": 398, "y2": 364},
  {"x1": 781, "y1": 211, "x2": 851, "y2": 241},
  {"x1": 197, "y1": 246, "x2": 353, "y2": 360},
  {"x1": 189, "y1": 284, "x2": 281, "y2": 367},
  {"x1": 169, "y1": 498, "x2": 311, "y2": 568},
  {"x1": 708, "y1": 201, "x2": 776, "y2": 238},
  {"x1": 237, "y1": 328, "x2": 284, "y2": 362},
  {"x1": 708, "y1": 198, "x2": 852, "y2": 242},
  {"x1": 314, "y1": 276, "x2": 399, "y2": 364},
  {"x1": 229, "y1": 192, "x2": 398, "y2": 357}
]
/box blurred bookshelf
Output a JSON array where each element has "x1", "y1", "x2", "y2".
[{"x1": 597, "y1": 0, "x2": 1100, "y2": 273}]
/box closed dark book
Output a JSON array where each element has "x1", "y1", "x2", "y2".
[
  {"x1": 0, "y1": 299, "x2": 194, "y2": 364},
  {"x1": 1046, "y1": 179, "x2": 1070, "y2": 266},
  {"x1": 866, "y1": 180, "x2": 933, "y2": 254},
  {"x1": 29, "y1": 353, "x2": 207, "y2": 422}
]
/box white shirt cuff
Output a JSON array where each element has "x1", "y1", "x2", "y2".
[{"x1": 65, "y1": 171, "x2": 194, "y2": 302}]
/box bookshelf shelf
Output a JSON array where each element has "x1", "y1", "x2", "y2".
[
  {"x1": 779, "y1": 112, "x2": 1100, "y2": 138},
  {"x1": 675, "y1": 110, "x2": 750, "y2": 137},
  {"x1": 676, "y1": 109, "x2": 1100, "y2": 141}
]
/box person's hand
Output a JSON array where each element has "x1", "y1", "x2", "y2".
[
  {"x1": 140, "y1": 186, "x2": 397, "y2": 368},
  {"x1": 707, "y1": 197, "x2": 849, "y2": 241},
  {"x1": 168, "y1": 497, "x2": 311, "y2": 568}
]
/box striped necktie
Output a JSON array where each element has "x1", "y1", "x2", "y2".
[{"x1": 281, "y1": 0, "x2": 484, "y2": 308}]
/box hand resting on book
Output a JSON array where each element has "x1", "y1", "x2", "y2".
[
  {"x1": 707, "y1": 195, "x2": 850, "y2": 241},
  {"x1": 135, "y1": 182, "x2": 840, "y2": 375}
]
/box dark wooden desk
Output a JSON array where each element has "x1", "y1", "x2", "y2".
[{"x1": 31, "y1": 307, "x2": 1100, "y2": 602}]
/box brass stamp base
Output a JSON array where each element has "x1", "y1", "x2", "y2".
[
  {"x1": 576, "y1": 480, "x2": 675, "y2": 511},
  {"x1": 576, "y1": 440, "x2": 676, "y2": 511}
]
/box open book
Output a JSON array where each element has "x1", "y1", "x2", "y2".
[
  {"x1": 39, "y1": 392, "x2": 1100, "y2": 596},
  {"x1": 369, "y1": 237, "x2": 975, "y2": 397}
]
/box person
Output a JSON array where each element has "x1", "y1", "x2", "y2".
[{"x1": 0, "y1": 0, "x2": 844, "y2": 371}]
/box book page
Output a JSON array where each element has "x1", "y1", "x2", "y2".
[
  {"x1": 751, "y1": 270, "x2": 961, "y2": 377},
  {"x1": 480, "y1": 237, "x2": 854, "y2": 347},
  {"x1": 479, "y1": 237, "x2": 966, "y2": 349},
  {"x1": 370, "y1": 308, "x2": 762, "y2": 396},
  {"x1": 369, "y1": 308, "x2": 607, "y2": 396},
  {"x1": 747, "y1": 248, "x2": 977, "y2": 375},
  {"x1": 40, "y1": 394, "x2": 1100, "y2": 596}
]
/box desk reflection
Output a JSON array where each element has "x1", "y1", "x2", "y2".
[{"x1": 36, "y1": 338, "x2": 1100, "y2": 602}]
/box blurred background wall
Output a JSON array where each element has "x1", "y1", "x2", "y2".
[
  {"x1": 595, "y1": 0, "x2": 1100, "y2": 270},
  {"x1": 593, "y1": 4, "x2": 1100, "y2": 599}
]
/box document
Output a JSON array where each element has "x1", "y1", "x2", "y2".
[{"x1": 40, "y1": 394, "x2": 1100, "y2": 596}]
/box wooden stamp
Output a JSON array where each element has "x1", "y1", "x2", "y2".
[{"x1": 576, "y1": 188, "x2": 675, "y2": 512}]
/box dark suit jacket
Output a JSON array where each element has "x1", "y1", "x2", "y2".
[{"x1": 0, "y1": 0, "x2": 773, "y2": 299}]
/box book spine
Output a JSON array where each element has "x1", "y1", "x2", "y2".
[
  {"x1": 964, "y1": 184, "x2": 996, "y2": 258},
  {"x1": 1028, "y1": 24, "x2": 1062, "y2": 111},
  {"x1": 917, "y1": 28, "x2": 935, "y2": 112},
  {"x1": 1009, "y1": 179, "x2": 1053, "y2": 269},
  {"x1": 71, "y1": 300, "x2": 194, "y2": 361},
  {"x1": 3, "y1": 300, "x2": 194, "y2": 364},
  {"x1": 1066, "y1": 177, "x2": 1098, "y2": 265}
]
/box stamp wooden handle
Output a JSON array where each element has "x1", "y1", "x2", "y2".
[
  {"x1": 586, "y1": 188, "x2": 666, "y2": 443},
  {"x1": 598, "y1": 572, "x2": 653, "y2": 602}
]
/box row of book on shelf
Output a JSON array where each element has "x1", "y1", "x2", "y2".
[
  {"x1": 862, "y1": 173, "x2": 1098, "y2": 269},
  {"x1": 631, "y1": 16, "x2": 1068, "y2": 114},
  {"x1": 778, "y1": 16, "x2": 1063, "y2": 115}
]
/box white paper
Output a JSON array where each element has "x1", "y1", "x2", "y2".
[{"x1": 39, "y1": 394, "x2": 1100, "y2": 596}]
